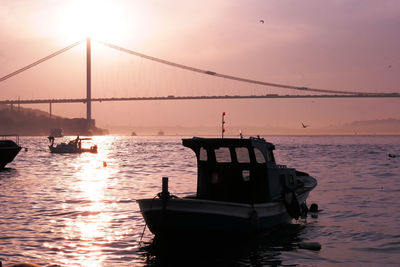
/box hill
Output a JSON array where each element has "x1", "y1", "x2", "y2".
[{"x1": 0, "y1": 105, "x2": 107, "y2": 136}]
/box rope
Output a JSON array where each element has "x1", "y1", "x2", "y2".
[{"x1": 138, "y1": 194, "x2": 158, "y2": 246}]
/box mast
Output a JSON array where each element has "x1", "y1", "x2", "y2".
[{"x1": 222, "y1": 112, "x2": 226, "y2": 138}]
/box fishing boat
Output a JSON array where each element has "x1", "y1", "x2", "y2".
[
  {"x1": 48, "y1": 136, "x2": 97, "y2": 154},
  {"x1": 138, "y1": 113, "x2": 317, "y2": 237},
  {"x1": 137, "y1": 136, "x2": 317, "y2": 237},
  {"x1": 0, "y1": 134, "x2": 22, "y2": 169}
]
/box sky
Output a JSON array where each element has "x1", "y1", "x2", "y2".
[{"x1": 0, "y1": 0, "x2": 399, "y2": 133}]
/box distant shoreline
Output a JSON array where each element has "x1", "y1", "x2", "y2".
[
  {"x1": 12, "y1": 134, "x2": 399, "y2": 137},
  {"x1": 1, "y1": 105, "x2": 399, "y2": 136}
]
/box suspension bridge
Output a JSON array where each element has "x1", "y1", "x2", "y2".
[{"x1": 1, "y1": 38, "x2": 399, "y2": 122}]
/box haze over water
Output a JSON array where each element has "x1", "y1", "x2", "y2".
[
  {"x1": 1, "y1": 1, "x2": 399, "y2": 130},
  {"x1": 1, "y1": 135, "x2": 399, "y2": 266}
]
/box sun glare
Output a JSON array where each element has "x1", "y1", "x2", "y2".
[{"x1": 57, "y1": 0, "x2": 129, "y2": 43}]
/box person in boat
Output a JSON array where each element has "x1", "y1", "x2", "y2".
[{"x1": 69, "y1": 135, "x2": 80, "y2": 145}]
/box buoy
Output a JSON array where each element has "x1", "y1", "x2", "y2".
[
  {"x1": 103, "y1": 161, "x2": 107, "y2": 167},
  {"x1": 298, "y1": 241, "x2": 322, "y2": 251},
  {"x1": 309, "y1": 203, "x2": 319, "y2": 212}
]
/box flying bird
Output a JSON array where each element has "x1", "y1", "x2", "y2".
[
  {"x1": 302, "y1": 122, "x2": 309, "y2": 128},
  {"x1": 259, "y1": 19, "x2": 264, "y2": 24}
]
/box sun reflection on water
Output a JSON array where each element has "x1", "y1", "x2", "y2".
[{"x1": 58, "y1": 137, "x2": 124, "y2": 266}]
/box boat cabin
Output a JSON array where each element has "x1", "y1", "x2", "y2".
[{"x1": 183, "y1": 137, "x2": 297, "y2": 204}]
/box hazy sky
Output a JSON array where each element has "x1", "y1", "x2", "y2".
[{"x1": 1, "y1": 0, "x2": 399, "y2": 132}]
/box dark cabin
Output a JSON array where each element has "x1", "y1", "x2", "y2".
[{"x1": 182, "y1": 137, "x2": 292, "y2": 204}]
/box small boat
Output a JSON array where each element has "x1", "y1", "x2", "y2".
[
  {"x1": 137, "y1": 136, "x2": 317, "y2": 237},
  {"x1": 0, "y1": 134, "x2": 22, "y2": 169},
  {"x1": 48, "y1": 136, "x2": 97, "y2": 154}
]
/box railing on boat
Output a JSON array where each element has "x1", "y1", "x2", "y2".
[
  {"x1": 276, "y1": 164, "x2": 287, "y2": 168},
  {"x1": 0, "y1": 134, "x2": 20, "y2": 145}
]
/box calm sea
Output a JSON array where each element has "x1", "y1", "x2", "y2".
[{"x1": 1, "y1": 135, "x2": 399, "y2": 266}]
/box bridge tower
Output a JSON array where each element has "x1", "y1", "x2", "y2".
[{"x1": 86, "y1": 37, "x2": 92, "y2": 122}]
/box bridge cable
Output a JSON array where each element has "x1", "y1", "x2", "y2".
[
  {"x1": 0, "y1": 40, "x2": 84, "y2": 83},
  {"x1": 95, "y1": 40, "x2": 373, "y2": 96}
]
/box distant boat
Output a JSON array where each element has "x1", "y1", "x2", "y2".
[
  {"x1": 0, "y1": 134, "x2": 22, "y2": 169},
  {"x1": 48, "y1": 136, "x2": 97, "y2": 154},
  {"x1": 50, "y1": 128, "x2": 63, "y2": 137},
  {"x1": 131, "y1": 132, "x2": 137, "y2": 136},
  {"x1": 137, "y1": 136, "x2": 317, "y2": 237},
  {"x1": 157, "y1": 131, "x2": 164, "y2": 136}
]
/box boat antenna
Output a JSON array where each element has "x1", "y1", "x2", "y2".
[{"x1": 222, "y1": 112, "x2": 226, "y2": 138}]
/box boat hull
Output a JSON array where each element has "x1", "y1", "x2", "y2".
[
  {"x1": 0, "y1": 145, "x2": 22, "y2": 169},
  {"x1": 49, "y1": 146, "x2": 97, "y2": 154},
  {"x1": 138, "y1": 175, "x2": 316, "y2": 237},
  {"x1": 138, "y1": 198, "x2": 296, "y2": 236}
]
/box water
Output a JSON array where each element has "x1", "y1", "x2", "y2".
[{"x1": 1, "y1": 135, "x2": 400, "y2": 266}]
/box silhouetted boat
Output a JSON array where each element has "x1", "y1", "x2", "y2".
[
  {"x1": 137, "y1": 136, "x2": 317, "y2": 237},
  {"x1": 0, "y1": 134, "x2": 22, "y2": 169},
  {"x1": 48, "y1": 136, "x2": 97, "y2": 154}
]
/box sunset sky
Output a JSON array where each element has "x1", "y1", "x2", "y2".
[{"x1": 0, "y1": 0, "x2": 399, "y2": 133}]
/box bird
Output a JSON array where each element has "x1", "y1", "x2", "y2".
[
  {"x1": 302, "y1": 122, "x2": 309, "y2": 128},
  {"x1": 259, "y1": 19, "x2": 264, "y2": 24}
]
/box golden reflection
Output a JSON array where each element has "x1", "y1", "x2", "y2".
[{"x1": 59, "y1": 137, "x2": 124, "y2": 266}]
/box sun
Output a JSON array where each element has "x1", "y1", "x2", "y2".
[{"x1": 57, "y1": 0, "x2": 129, "y2": 44}]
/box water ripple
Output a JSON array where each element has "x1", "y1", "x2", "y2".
[{"x1": 1, "y1": 135, "x2": 400, "y2": 266}]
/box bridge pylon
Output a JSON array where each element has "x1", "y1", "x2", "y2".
[{"x1": 86, "y1": 37, "x2": 91, "y2": 122}]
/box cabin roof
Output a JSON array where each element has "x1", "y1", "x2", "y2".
[{"x1": 182, "y1": 137, "x2": 275, "y2": 150}]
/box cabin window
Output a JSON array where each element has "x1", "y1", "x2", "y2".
[
  {"x1": 235, "y1": 147, "x2": 250, "y2": 163},
  {"x1": 214, "y1": 147, "x2": 231, "y2": 163},
  {"x1": 254, "y1": 148, "x2": 266, "y2": 163},
  {"x1": 199, "y1": 147, "x2": 207, "y2": 161}
]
